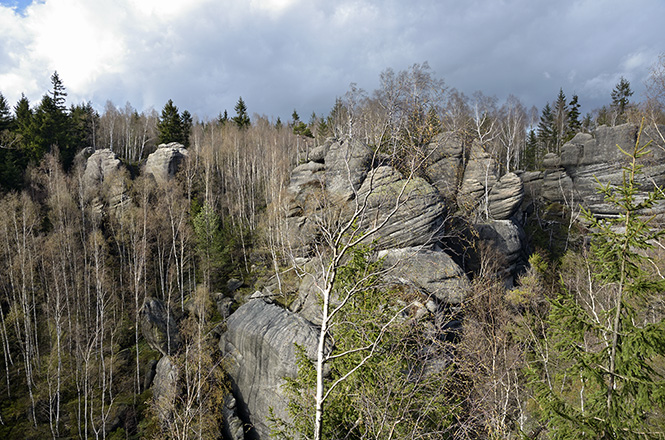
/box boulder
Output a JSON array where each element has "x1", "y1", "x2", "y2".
[
  {"x1": 222, "y1": 297, "x2": 321, "y2": 439},
  {"x1": 488, "y1": 172, "x2": 524, "y2": 220},
  {"x1": 222, "y1": 394, "x2": 245, "y2": 440},
  {"x1": 474, "y1": 219, "x2": 526, "y2": 278},
  {"x1": 423, "y1": 132, "x2": 465, "y2": 201},
  {"x1": 356, "y1": 166, "x2": 446, "y2": 250},
  {"x1": 152, "y1": 356, "x2": 179, "y2": 424},
  {"x1": 324, "y1": 139, "x2": 374, "y2": 202},
  {"x1": 139, "y1": 297, "x2": 181, "y2": 357},
  {"x1": 83, "y1": 148, "x2": 123, "y2": 187},
  {"x1": 377, "y1": 247, "x2": 469, "y2": 304},
  {"x1": 145, "y1": 142, "x2": 188, "y2": 184},
  {"x1": 458, "y1": 141, "x2": 498, "y2": 214}
]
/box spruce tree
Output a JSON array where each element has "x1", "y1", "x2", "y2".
[
  {"x1": 530, "y1": 121, "x2": 665, "y2": 439},
  {"x1": 232, "y1": 97, "x2": 250, "y2": 129},
  {"x1": 611, "y1": 76, "x2": 633, "y2": 123},
  {"x1": 157, "y1": 99, "x2": 185, "y2": 144},
  {"x1": 567, "y1": 94, "x2": 582, "y2": 138},
  {"x1": 0, "y1": 92, "x2": 12, "y2": 132},
  {"x1": 553, "y1": 89, "x2": 569, "y2": 153},
  {"x1": 181, "y1": 110, "x2": 192, "y2": 148},
  {"x1": 523, "y1": 128, "x2": 539, "y2": 170},
  {"x1": 537, "y1": 102, "x2": 555, "y2": 153}
]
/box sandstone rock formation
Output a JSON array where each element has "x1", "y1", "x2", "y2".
[
  {"x1": 145, "y1": 142, "x2": 188, "y2": 184},
  {"x1": 356, "y1": 166, "x2": 446, "y2": 249},
  {"x1": 423, "y1": 131, "x2": 465, "y2": 201},
  {"x1": 377, "y1": 247, "x2": 469, "y2": 304},
  {"x1": 526, "y1": 123, "x2": 665, "y2": 218},
  {"x1": 458, "y1": 141, "x2": 498, "y2": 215},
  {"x1": 152, "y1": 355, "x2": 179, "y2": 423},
  {"x1": 488, "y1": 172, "x2": 524, "y2": 220},
  {"x1": 82, "y1": 148, "x2": 123, "y2": 187},
  {"x1": 221, "y1": 295, "x2": 321, "y2": 439},
  {"x1": 324, "y1": 139, "x2": 374, "y2": 202},
  {"x1": 139, "y1": 297, "x2": 181, "y2": 357}
]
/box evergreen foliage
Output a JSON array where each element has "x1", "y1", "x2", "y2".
[
  {"x1": 611, "y1": 76, "x2": 634, "y2": 122},
  {"x1": 273, "y1": 246, "x2": 462, "y2": 439},
  {"x1": 530, "y1": 121, "x2": 665, "y2": 439},
  {"x1": 537, "y1": 102, "x2": 555, "y2": 154},
  {"x1": 232, "y1": 96, "x2": 250, "y2": 129},
  {"x1": 567, "y1": 94, "x2": 582, "y2": 138},
  {"x1": 157, "y1": 99, "x2": 189, "y2": 145}
]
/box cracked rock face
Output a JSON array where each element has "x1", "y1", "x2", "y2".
[
  {"x1": 378, "y1": 247, "x2": 470, "y2": 304},
  {"x1": 145, "y1": 142, "x2": 188, "y2": 184},
  {"x1": 139, "y1": 297, "x2": 180, "y2": 357},
  {"x1": 488, "y1": 172, "x2": 524, "y2": 220},
  {"x1": 83, "y1": 148, "x2": 123, "y2": 187},
  {"x1": 324, "y1": 139, "x2": 374, "y2": 202},
  {"x1": 356, "y1": 166, "x2": 446, "y2": 250},
  {"x1": 221, "y1": 297, "x2": 320, "y2": 440}
]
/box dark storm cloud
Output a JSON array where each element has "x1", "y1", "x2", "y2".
[{"x1": 0, "y1": 0, "x2": 662, "y2": 120}]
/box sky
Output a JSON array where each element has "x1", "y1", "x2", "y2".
[{"x1": 0, "y1": 0, "x2": 663, "y2": 122}]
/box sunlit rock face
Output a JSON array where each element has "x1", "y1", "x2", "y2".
[
  {"x1": 221, "y1": 296, "x2": 320, "y2": 439},
  {"x1": 144, "y1": 142, "x2": 188, "y2": 184},
  {"x1": 558, "y1": 123, "x2": 665, "y2": 218}
]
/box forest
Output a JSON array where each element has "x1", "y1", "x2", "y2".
[{"x1": 0, "y1": 57, "x2": 664, "y2": 440}]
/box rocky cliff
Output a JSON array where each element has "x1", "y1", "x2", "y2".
[{"x1": 219, "y1": 122, "x2": 665, "y2": 439}]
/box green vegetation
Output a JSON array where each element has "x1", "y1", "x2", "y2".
[{"x1": 529, "y1": 124, "x2": 665, "y2": 438}]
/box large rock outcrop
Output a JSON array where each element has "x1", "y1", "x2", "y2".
[
  {"x1": 558, "y1": 124, "x2": 665, "y2": 217},
  {"x1": 488, "y1": 172, "x2": 524, "y2": 220},
  {"x1": 423, "y1": 132, "x2": 465, "y2": 201},
  {"x1": 528, "y1": 124, "x2": 665, "y2": 218},
  {"x1": 222, "y1": 296, "x2": 321, "y2": 439},
  {"x1": 139, "y1": 297, "x2": 181, "y2": 357},
  {"x1": 377, "y1": 247, "x2": 469, "y2": 304},
  {"x1": 356, "y1": 166, "x2": 446, "y2": 249},
  {"x1": 82, "y1": 148, "x2": 123, "y2": 187},
  {"x1": 458, "y1": 141, "x2": 498, "y2": 215},
  {"x1": 324, "y1": 139, "x2": 374, "y2": 202},
  {"x1": 145, "y1": 142, "x2": 188, "y2": 184}
]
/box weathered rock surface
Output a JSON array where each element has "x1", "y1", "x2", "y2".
[
  {"x1": 377, "y1": 247, "x2": 469, "y2": 304},
  {"x1": 83, "y1": 148, "x2": 123, "y2": 187},
  {"x1": 488, "y1": 172, "x2": 524, "y2": 220},
  {"x1": 424, "y1": 132, "x2": 465, "y2": 201},
  {"x1": 139, "y1": 297, "x2": 181, "y2": 357},
  {"x1": 152, "y1": 356, "x2": 178, "y2": 423},
  {"x1": 222, "y1": 394, "x2": 245, "y2": 440},
  {"x1": 356, "y1": 166, "x2": 446, "y2": 249},
  {"x1": 458, "y1": 142, "x2": 498, "y2": 214},
  {"x1": 145, "y1": 142, "x2": 188, "y2": 184},
  {"x1": 222, "y1": 296, "x2": 320, "y2": 439},
  {"x1": 474, "y1": 219, "x2": 526, "y2": 278},
  {"x1": 324, "y1": 139, "x2": 374, "y2": 202},
  {"x1": 542, "y1": 124, "x2": 665, "y2": 217}
]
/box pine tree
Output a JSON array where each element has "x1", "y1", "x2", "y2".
[
  {"x1": 69, "y1": 102, "x2": 99, "y2": 151},
  {"x1": 522, "y1": 128, "x2": 539, "y2": 170},
  {"x1": 530, "y1": 121, "x2": 665, "y2": 439},
  {"x1": 218, "y1": 110, "x2": 229, "y2": 125},
  {"x1": 232, "y1": 97, "x2": 250, "y2": 129},
  {"x1": 0, "y1": 93, "x2": 12, "y2": 132},
  {"x1": 50, "y1": 71, "x2": 67, "y2": 112}
]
